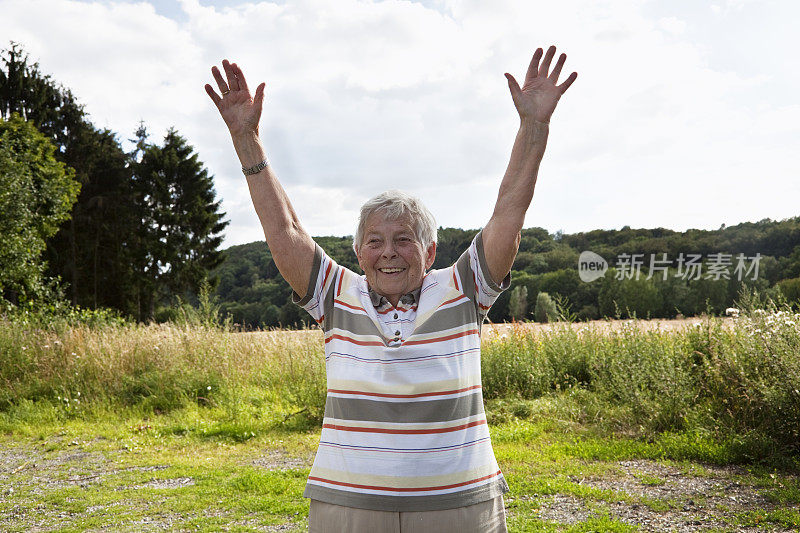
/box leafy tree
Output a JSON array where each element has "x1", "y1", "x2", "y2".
[
  {"x1": 1, "y1": 42, "x2": 137, "y2": 312},
  {"x1": 534, "y1": 291, "x2": 557, "y2": 323},
  {"x1": 0, "y1": 114, "x2": 79, "y2": 303},
  {"x1": 777, "y1": 277, "x2": 800, "y2": 306},
  {"x1": 598, "y1": 273, "x2": 662, "y2": 319},
  {"x1": 508, "y1": 285, "x2": 528, "y2": 321}
]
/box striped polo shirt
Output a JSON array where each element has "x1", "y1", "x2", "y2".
[{"x1": 294, "y1": 231, "x2": 510, "y2": 512}]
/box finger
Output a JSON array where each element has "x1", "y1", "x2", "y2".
[
  {"x1": 222, "y1": 59, "x2": 240, "y2": 91},
  {"x1": 505, "y1": 72, "x2": 521, "y2": 103},
  {"x1": 557, "y1": 71, "x2": 578, "y2": 94},
  {"x1": 539, "y1": 45, "x2": 556, "y2": 77},
  {"x1": 204, "y1": 83, "x2": 222, "y2": 107},
  {"x1": 254, "y1": 82, "x2": 266, "y2": 107},
  {"x1": 549, "y1": 53, "x2": 566, "y2": 83},
  {"x1": 232, "y1": 62, "x2": 249, "y2": 93},
  {"x1": 524, "y1": 48, "x2": 543, "y2": 83},
  {"x1": 212, "y1": 65, "x2": 229, "y2": 94}
]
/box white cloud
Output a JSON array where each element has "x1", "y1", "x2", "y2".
[{"x1": 0, "y1": 0, "x2": 797, "y2": 246}]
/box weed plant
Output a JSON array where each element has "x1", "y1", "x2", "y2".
[
  {"x1": 1, "y1": 293, "x2": 798, "y2": 465},
  {"x1": 481, "y1": 298, "x2": 800, "y2": 461}
]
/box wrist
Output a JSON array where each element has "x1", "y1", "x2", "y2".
[
  {"x1": 231, "y1": 132, "x2": 266, "y2": 169},
  {"x1": 520, "y1": 117, "x2": 550, "y2": 128},
  {"x1": 518, "y1": 119, "x2": 549, "y2": 144}
]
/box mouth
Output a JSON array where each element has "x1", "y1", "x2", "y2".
[{"x1": 378, "y1": 267, "x2": 406, "y2": 274}]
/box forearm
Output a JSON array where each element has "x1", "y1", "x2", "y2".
[
  {"x1": 233, "y1": 132, "x2": 302, "y2": 237},
  {"x1": 232, "y1": 132, "x2": 315, "y2": 293},
  {"x1": 490, "y1": 119, "x2": 549, "y2": 230},
  {"x1": 482, "y1": 119, "x2": 549, "y2": 284}
]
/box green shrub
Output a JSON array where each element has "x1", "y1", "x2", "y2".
[
  {"x1": 777, "y1": 277, "x2": 800, "y2": 306},
  {"x1": 534, "y1": 291, "x2": 557, "y2": 323}
]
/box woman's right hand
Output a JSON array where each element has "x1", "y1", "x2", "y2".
[{"x1": 205, "y1": 60, "x2": 266, "y2": 139}]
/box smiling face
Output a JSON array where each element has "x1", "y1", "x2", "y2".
[{"x1": 355, "y1": 212, "x2": 436, "y2": 307}]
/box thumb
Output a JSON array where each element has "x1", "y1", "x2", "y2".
[
  {"x1": 505, "y1": 73, "x2": 521, "y2": 102},
  {"x1": 254, "y1": 82, "x2": 266, "y2": 107}
]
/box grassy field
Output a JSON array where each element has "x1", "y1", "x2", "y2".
[{"x1": 1, "y1": 302, "x2": 799, "y2": 531}]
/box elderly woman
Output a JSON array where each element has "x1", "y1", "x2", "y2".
[{"x1": 206, "y1": 46, "x2": 576, "y2": 533}]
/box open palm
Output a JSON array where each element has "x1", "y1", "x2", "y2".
[
  {"x1": 205, "y1": 59, "x2": 266, "y2": 138},
  {"x1": 505, "y1": 46, "x2": 577, "y2": 123}
]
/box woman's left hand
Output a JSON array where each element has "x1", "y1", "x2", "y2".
[{"x1": 505, "y1": 46, "x2": 577, "y2": 123}]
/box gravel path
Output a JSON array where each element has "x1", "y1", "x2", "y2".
[
  {"x1": 522, "y1": 459, "x2": 799, "y2": 532},
  {"x1": 2, "y1": 442, "x2": 797, "y2": 531}
]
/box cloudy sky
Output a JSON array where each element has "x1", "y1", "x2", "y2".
[{"x1": 2, "y1": 0, "x2": 798, "y2": 248}]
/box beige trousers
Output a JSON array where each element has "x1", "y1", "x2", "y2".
[{"x1": 308, "y1": 496, "x2": 507, "y2": 533}]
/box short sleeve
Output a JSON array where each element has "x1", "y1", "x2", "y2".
[
  {"x1": 291, "y1": 243, "x2": 340, "y2": 324},
  {"x1": 468, "y1": 230, "x2": 511, "y2": 315}
]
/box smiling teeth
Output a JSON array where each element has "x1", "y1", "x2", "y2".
[{"x1": 380, "y1": 268, "x2": 404, "y2": 273}]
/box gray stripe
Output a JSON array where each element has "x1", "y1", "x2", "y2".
[
  {"x1": 303, "y1": 476, "x2": 509, "y2": 512},
  {"x1": 321, "y1": 263, "x2": 339, "y2": 331},
  {"x1": 325, "y1": 392, "x2": 484, "y2": 423},
  {"x1": 293, "y1": 243, "x2": 323, "y2": 307},
  {"x1": 328, "y1": 304, "x2": 385, "y2": 337},
  {"x1": 412, "y1": 300, "x2": 477, "y2": 336},
  {"x1": 475, "y1": 231, "x2": 510, "y2": 293},
  {"x1": 455, "y1": 248, "x2": 476, "y2": 299}
]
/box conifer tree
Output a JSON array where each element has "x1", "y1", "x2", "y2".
[{"x1": 131, "y1": 128, "x2": 228, "y2": 319}]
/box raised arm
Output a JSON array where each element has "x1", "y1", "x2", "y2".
[
  {"x1": 205, "y1": 60, "x2": 316, "y2": 298},
  {"x1": 482, "y1": 46, "x2": 577, "y2": 284}
]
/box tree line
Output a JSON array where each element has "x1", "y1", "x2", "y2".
[
  {"x1": 215, "y1": 221, "x2": 800, "y2": 329},
  {"x1": 0, "y1": 42, "x2": 227, "y2": 321}
]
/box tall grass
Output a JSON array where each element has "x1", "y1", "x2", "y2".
[
  {"x1": 0, "y1": 320, "x2": 327, "y2": 426},
  {"x1": 481, "y1": 305, "x2": 800, "y2": 457},
  {"x1": 1, "y1": 299, "x2": 798, "y2": 460}
]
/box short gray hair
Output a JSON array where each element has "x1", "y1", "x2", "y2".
[{"x1": 354, "y1": 190, "x2": 437, "y2": 252}]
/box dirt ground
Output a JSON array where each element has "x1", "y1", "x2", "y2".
[{"x1": 1, "y1": 442, "x2": 797, "y2": 532}]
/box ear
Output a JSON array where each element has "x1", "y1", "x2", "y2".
[
  {"x1": 425, "y1": 242, "x2": 437, "y2": 270},
  {"x1": 355, "y1": 245, "x2": 365, "y2": 271}
]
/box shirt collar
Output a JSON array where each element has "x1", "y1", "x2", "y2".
[{"x1": 368, "y1": 286, "x2": 422, "y2": 309}]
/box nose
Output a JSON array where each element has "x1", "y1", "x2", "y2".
[{"x1": 381, "y1": 241, "x2": 398, "y2": 259}]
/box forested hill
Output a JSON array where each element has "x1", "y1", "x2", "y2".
[{"x1": 213, "y1": 217, "x2": 800, "y2": 329}]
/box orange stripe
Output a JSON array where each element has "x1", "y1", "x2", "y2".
[
  {"x1": 334, "y1": 299, "x2": 366, "y2": 312},
  {"x1": 325, "y1": 333, "x2": 384, "y2": 347},
  {"x1": 377, "y1": 305, "x2": 417, "y2": 315},
  {"x1": 402, "y1": 328, "x2": 478, "y2": 346},
  {"x1": 322, "y1": 419, "x2": 486, "y2": 435},
  {"x1": 336, "y1": 270, "x2": 344, "y2": 296},
  {"x1": 452, "y1": 267, "x2": 460, "y2": 291},
  {"x1": 307, "y1": 469, "x2": 502, "y2": 493},
  {"x1": 328, "y1": 384, "x2": 482, "y2": 399},
  {"x1": 439, "y1": 294, "x2": 469, "y2": 308},
  {"x1": 321, "y1": 261, "x2": 333, "y2": 290}
]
